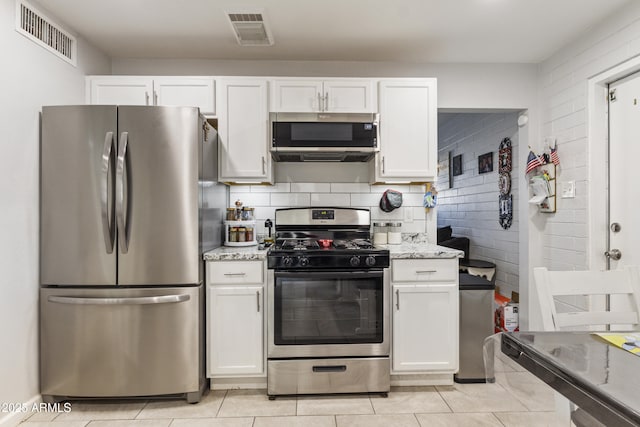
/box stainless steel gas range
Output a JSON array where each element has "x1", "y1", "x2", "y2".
[{"x1": 266, "y1": 207, "x2": 390, "y2": 398}]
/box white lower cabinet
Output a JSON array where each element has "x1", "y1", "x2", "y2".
[
  {"x1": 206, "y1": 260, "x2": 265, "y2": 378},
  {"x1": 391, "y1": 259, "x2": 459, "y2": 374}
]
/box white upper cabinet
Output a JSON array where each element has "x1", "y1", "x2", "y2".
[
  {"x1": 271, "y1": 79, "x2": 375, "y2": 113},
  {"x1": 153, "y1": 77, "x2": 215, "y2": 114},
  {"x1": 88, "y1": 77, "x2": 154, "y2": 106},
  {"x1": 86, "y1": 76, "x2": 216, "y2": 115},
  {"x1": 371, "y1": 79, "x2": 437, "y2": 183},
  {"x1": 217, "y1": 78, "x2": 273, "y2": 184}
]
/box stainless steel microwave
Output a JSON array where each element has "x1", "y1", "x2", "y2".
[{"x1": 270, "y1": 112, "x2": 378, "y2": 162}]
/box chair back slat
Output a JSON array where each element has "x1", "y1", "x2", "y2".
[{"x1": 533, "y1": 266, "x2": 640, "y2": 331}]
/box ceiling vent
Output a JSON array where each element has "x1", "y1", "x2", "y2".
[
  {"x1": 15, "y1": 0, "x2": 77, "y2": 66},
  {"x1": 227, "y1": 12, "x2": 273, "y2": 46}
]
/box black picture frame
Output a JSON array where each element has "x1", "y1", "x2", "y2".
[
  {"x1": 478, "y1": 152, "x2": 493, "y2": 174},
  {"x1": 448, "y1": 151, "x2": 453, "y2": 188},
  {"x1": 452, "y1": 154, "x2": 463, "y2": 176}
]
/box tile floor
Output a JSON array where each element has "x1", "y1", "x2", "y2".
[{"x1": 19, "y1": 349, "x2": 568, "y2": 427}]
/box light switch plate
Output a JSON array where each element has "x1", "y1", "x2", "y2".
[{"x1": 561, "y1": 181, "x2": 575, "y2": 198}]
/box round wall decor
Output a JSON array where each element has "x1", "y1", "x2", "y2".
[{"x1": 499, "y1": 172, "x2": 511, "y2": 195}]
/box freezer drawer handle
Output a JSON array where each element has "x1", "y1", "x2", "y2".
[
  {"x1": 48, "y1": 294, "x2": 191, "y2": 305},
  {"x1": 312, "y1": 365, "x2": 347, "y2": 373},
  {"x1": 116, "y1": 131, "x2": 130, "y2": 253},
  {"x1": 101, "y1": 131, "x2": 116, "y2": 253}
]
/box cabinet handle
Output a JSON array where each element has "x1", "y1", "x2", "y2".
[
  {"x1": 324, "y1": 92, "x2": 328, "y2": 111},
  {"x1": 223, "y1": 272, "x2": 246, "y2": 276},
  {"x1": 416, "y1": 270, "x2": 437, "y2": 274},
  {"x1": 395, "y1": 289, "x2": 400, "y2": 310},
  {"x1": 153, "y1": 90, "x2": 158, "y2": 105},
  {"x1": 262, "y1": 156, "x2": 266, "y2": 175},
  {"x1": 317, "y1": 93, "x2": 322, "y2": 111},
  {"x1": 382, "y1": 156, "x2": 386, "y2": 173},
  {"x1": 145, "y1": 91, "x2": 149, "y2": 105},
  {"x1": 257, "y1": 290, "x2": 261, "y2": 312}
]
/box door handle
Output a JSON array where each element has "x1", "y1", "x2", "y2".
[
  {"x1": 116, "y1": 132, "x2": 130, "y2": 254},
  {"x1": 605, "y1": 249, "x2": 622, "y2": 260},
  {"x1": 48, "y1": 294, "x2": 190, "y2": 305},
  {"x1": 101, "y1": 132, "x2": 115, "y2": 253}
]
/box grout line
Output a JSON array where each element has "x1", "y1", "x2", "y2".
[{"x1": 214, "y1": 389, "x2": 228, "y2": 418}]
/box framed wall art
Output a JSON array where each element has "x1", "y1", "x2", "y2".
[
  {"x1": 478, "y1": 152, "x2": 493, "y2": 174},
  {"x1": 452, "y1": 154, "x2": 463, "y2": 176}
]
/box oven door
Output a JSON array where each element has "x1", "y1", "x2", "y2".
[{"x1": 268, "y1": 269, "x2": 389, "y2": 358}]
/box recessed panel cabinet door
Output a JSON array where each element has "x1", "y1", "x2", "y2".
[
  {"x1": 217, "y1": 79, "x2": 271, "y2": 183},
  {"x1": 375, "y1": 79, "x2": 437, "y2": 182},
  {"x1": 392, "y1": 283, "x2": 458, "y2": 372},
  {"x1": 207, "y1": 285, "x2": 264, "y2": 376},
  {"x1": 89, "y1": 77, "x2": 153, "y2": 105}
]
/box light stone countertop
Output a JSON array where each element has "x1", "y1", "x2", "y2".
[
  {"x1": 380, "y1": 242, "x2": 464, "y2": 259},
  {"x1": 203, "y1": 245, "x2": 268, "y2": 261}
]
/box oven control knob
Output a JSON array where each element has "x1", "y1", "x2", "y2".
[
  {"x1": 299, "y1": 257, "x2": 310, "y2": 267},
  {"x1": 283, "y1": 257, "x2": 294, "y2": 267},
  {"x1": 349, "y1": 256, "x2": 361, "y2": 267},
  {"x1": 365, "y1": 256, "x2": 376, "y2": 266}
]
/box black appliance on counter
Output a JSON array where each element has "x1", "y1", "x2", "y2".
[{"x1": 266, "y1": 207, "x2": 390, "y2": 398}]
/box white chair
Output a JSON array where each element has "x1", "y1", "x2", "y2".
[
  {"x1": 533, "y1": 266, "x2": 640, "y2": 332},
  {"x1": 532, "y1": 266, "x2": 640, "y2": 426}
]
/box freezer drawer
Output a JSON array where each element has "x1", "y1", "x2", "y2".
[{"x1": 40, "y1": 286, "x2": 204, "y2": 402}]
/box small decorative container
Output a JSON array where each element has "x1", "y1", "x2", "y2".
[
  {"x1": 387, "y1": 222, "x2": 402, "y2": 245},
  {"x1": 224, "y1": 220, "x2": 257, "y2": 246},
  {"x1": 373, "y1": 222, "x2": 389, "y2": 245}
]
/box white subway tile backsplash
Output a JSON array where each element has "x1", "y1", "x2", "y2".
[
  {"x1": 310, "y1": 193, "x2": 350, "y2": 206},
  {"x1": 250, "y1": 183, "x2": 291, "y2": 193},
  {"x1": 350, "y1": 193, "x2": 381, "y2": 207},
  {"x1": 270, "y1": 193, "x2": 310, "y2": 206},
  {"x1": 331, "y1": 183, "x2": 371, "y2": 193},
  {"x1": 229, "y1": 192, "x2": 270, "y2": 207},
  {"x1": 291, "y1": 183, "x2": 331, "y2": 193}
]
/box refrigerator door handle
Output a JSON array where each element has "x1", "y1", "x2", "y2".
[
  {"x1": 116, "y1": 131, "x2": 129, "y2": 254},
  {"x1": 48, "y1": 294, "x2": 190, "y2": 305},
  {"x1": 101, "y1": 132, "x2": 116, "y2": 253}
]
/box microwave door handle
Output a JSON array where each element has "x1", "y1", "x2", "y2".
[
  {"x1": 116, "y1": 131, "x2": 129, "y2": 254},
  {"x1": 101, "y1": 131, "x2": 115, "y2": 253}
]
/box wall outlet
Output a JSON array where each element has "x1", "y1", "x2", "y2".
[
  {"x1": 561, "y1": 181, "x2": 575, "y2": 198},
  {"x1": 404, "y1": 207, "x2": 414, "y2": 222}
]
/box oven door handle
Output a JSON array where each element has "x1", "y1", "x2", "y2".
[{"x1": 274, "y1": 270, "x2": 383, "y2": 280}]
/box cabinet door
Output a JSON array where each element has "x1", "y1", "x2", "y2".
[
  {"x1": 217, "y1": 79, "x2": 272, "y2": 183},
  {"x1": 375, "y1": 79, "x2": 437, "y2": 182},
  {"x1": 208, "y1": 285, "x2": 264, "y2": 376},
  {"x1": 88, "y1": 77, "x2": 153, "y2": 105},
  {"x1": 392, "y1": 283, "x2": 458, "y2": 372},
  {"x1": 154, "y1": 78, "x2": 215, "y2": 115},
  {"x1": 271, "y1": 79, "x2": 323, "y2": 112},
  {"x1": 324, "y1": 80, "x2": 375, "y2": 113}
]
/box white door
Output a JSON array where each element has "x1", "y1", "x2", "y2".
[
  {"x1": 208, "y1": 285, "x2": 264, "y2": 376},
  {"x1": 88, "y1": 77, "x2": 153, "y2": 105},
  {"x1": 154, "y1": 78, "x2": 215, "y2": 115},
  {"x1": 391, "y1": 284, "x2": 458, "y2": 372},
  {"x1": 608, "y1": 73, "x2": 640, "y2": 268}
]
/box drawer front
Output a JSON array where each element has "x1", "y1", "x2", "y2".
[
  {"x1": 208, "y1": 261, "x2": 263, "y2": 284},
  {"x1": 391, "y1": 259, "x2": 457, "y2": 282}
]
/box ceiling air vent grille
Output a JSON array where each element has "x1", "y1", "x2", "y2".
[
  {"x1": 15, "y1": 0, "x2": 77, "y2": 66},
  {"x1": 227, "y1": 12, "x2": 273, "y2": 46}
]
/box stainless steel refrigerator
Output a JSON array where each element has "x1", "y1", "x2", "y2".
[{"x1": 39, "y1": 105, "x2": 227, "y2": 403}]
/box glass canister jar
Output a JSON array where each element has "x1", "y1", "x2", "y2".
[
  {"x1": 226, "y1": 208, "x2": 236, "y2": 221},
  {"x1": 241, "y1": 207, "x2": 255, "y2": 221},
  {"x1": 373, "y1": 222, "x2": 389, "y2": 245},
  {"x1": 387, "y1": 222, "x2": 402, "y2": 244}
]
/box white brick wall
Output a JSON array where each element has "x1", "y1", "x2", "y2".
[
  {"x1": 437, "y1": 113, "x2": 519, "y2": 296},
  {"x1": 536, "y1": 2, "x2": 640, "y2": 271},
  {"x1": 229, "y1": 182, "x2": 431, "y2": 238}
]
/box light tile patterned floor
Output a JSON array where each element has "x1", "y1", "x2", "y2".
[{"x1": 19, "y1": 351, "x2": 568, "y2": 427}]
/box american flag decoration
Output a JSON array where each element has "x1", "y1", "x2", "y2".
[
  {"x1": 550, "y1": 145, "x2": 560, "y2": 165},
  {"x1": 525, "y1": 150, "x2": 543, "y2": 174}
]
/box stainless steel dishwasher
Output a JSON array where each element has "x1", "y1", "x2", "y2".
[{"x1": 454, "y1": 273, "x2": 495, "y2": 383}]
